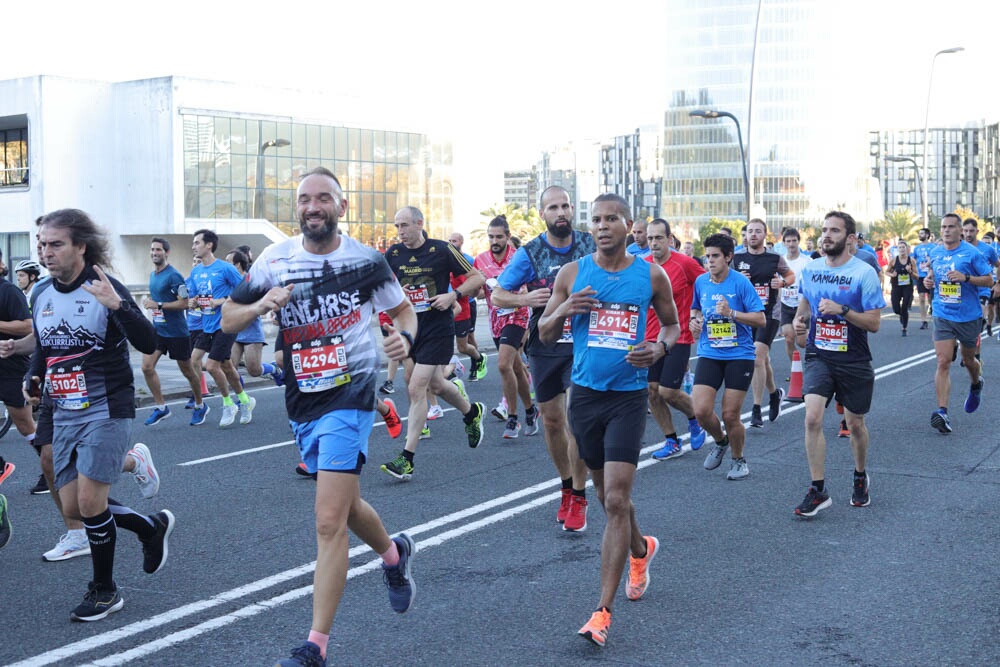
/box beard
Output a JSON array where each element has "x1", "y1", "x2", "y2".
[
  {"x1": 823, "y1": 237, "x2": 847, "y2": 258},
  {"x1": 300, "y1": 212, "x2": 336, "y2": 244},
  {"x1": 547, "y1": 220, "x2": 572, "y2": 239},
  {"x1": 490, "y1": 243, "x2": 505, "y2": 254}
]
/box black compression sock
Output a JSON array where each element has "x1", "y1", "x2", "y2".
[
  {"x1": 83, "y1": 509, "x2": 117, "y2": 589},
  {"x1": 811, "y1": 479, "x2": 825, "y2": 493}
]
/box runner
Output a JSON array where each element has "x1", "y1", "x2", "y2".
[
  {"x1": 732, "y1": 218, "x2": 795, "y2": 428},
  {"x1": 923, "y1": 213, "x2": 993, "y2": 433},
  {"x1": 538, "y1": 193, "x2": 679, "y2": 648},
  {"x1": 886, "y1": 240, "x2": 918, "y2": 336},
  {"x1": 492, "y1": 185, "x2": 595, "y2": 531},
  {"x1": 911, "y1": 228, "x2": 935, "y2": 330},
  {"x1": 449, "y1": 232, "x2": 487, "y2": 380},
  {"x1": 381, "y1": 207, "x2": 486, "y2": 481},
  {"x1": 224, "y1": 249, "x2": 283, "y2": 385},
  {"x1": 474, "y1": 215, "x2": 536, "y2": 439},
  {"x1": 0, "y1": 270, "x2": 35, "y2": 486},
  {"x1": 690, "y1": 233, "x2": 766, "y2": 480},
  {"x1": 188, "y1": 229, "x2": 254, "y2": 427},
  {"x1": 183, "y1": 256, "x2": 207, "y2": 408},
  {"x1": 643, "y1": 218, "x2": 708, "y2": 460},
  {"x1": 28, "y1": 208, "x2": 173, "y2": 621},
  {"x1": 778, "y1": 228, "x2": 811, "y2": 373},
  {"x1": 961, "y1": 218, "x2": 999, "y2": 351},
  {"x1": 140, "y1": 237, "x2": 209, "y2": 426},
  {"x1": 223, "y1": 167, "x2": 417, "y2": 667},
  {"x1": 625, "y1": 219, "x2": 651, "y2": 259},
  {"x1": 792, "y1": 211, "x2": 885, "y2": 517}
]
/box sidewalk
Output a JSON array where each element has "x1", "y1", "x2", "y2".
[{"x1": 131, "y1": 303, "x2": 497, "y2": 407}]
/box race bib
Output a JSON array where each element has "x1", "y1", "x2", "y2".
[
  {"x1": 706, "y1": 315, "x2": 737, "y2": 348},
  {"x1": 197, "y1": 296, "x2": 215, "y2": 315},
  {"x1": 918, "y1": 260, "x2": 929, "y2": 276},
  {"x1": 587, "y1": 301, "x2": 640, "y2": 350},
  {"x1": 558, "y1": 318, "x2": 573, "y2": 343},
  {"x1": 754, "y1": 284, "x2": 769, "y2": 307},
  {"x1": 780, "y1": 286, "x2": 799, "y2": 307},
  {"x1": 47, "y1": 370, "x2": 90, "y2": 410},
  {"x1": 938, "y1": 281, "x2": 960, "y2": 305},
  {"x1": 152, "y1": 308, "x2": 166, "y2": 324},
  {"x1": 403, "y1": 284, "x2": 431, "y2": 313},
  {"x1": 897, "y1": 274, "x2": 910, "y2": 286},
  {"x1": 290, "y1": 336, "x2": 351, "y2": 393},
  {"x1": 814, "y1": 317, "x2": 848, "y2": 352}
]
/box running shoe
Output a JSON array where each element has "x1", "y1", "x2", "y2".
[
  {"x1": 419, "y1": 426, "x2": 431, "y2": 439},
  {"x1": 491, "y1": 400, "x2": 509, "y2": 421},
  {"x1": 0, "y1": 494, "x2": 10, "y2": 549},
  {"x1": 768, "y1": 388, "x2": 784, "y2": 422},
  {"x1": 378, "y1": 380, "x2": 395, "y2": 395},
  {"x1": 381, "y1": 454, "x2": 414, "y2": 481},
  {"x1": 901, "y1": 328, "x2": 907, "y2": 337},
  {"x1": 930, "y1": 409, "x2": 952, "y2": 434},
  {"x1": 625, "y1": 535, "x2": 659, "y2": 601},
  {"x1": 382, "y1": 532, "x2": 417, "y2": 613},
  {"x1": 269, "y1": 366, "x2": 285, "y2": 386},
  {"x1": 128, "y1": 443, "x2": 160, "y2": 499},
  {"x1": 219, "y1": 403, "x2": 239, "y2": 428},
  {"x1": 556, "y1": 488, "x2": 572, "y2": 524},
  {"x1": 726, "y1": 457, "x2": 750, "y2": 481},
  {"x1": 563, "y1": 495, "x2": 587, "y2": 532},
  {"x1": 651, "y1": 438, "x2": 683, "y2": 461},
  {"x1": 503, "y1": 417, "x2": 520, "y2": 439},
  {"x1": 184, "y1": 395, "x2": 197, "y2": 409},
  {"x1": 190, "y1": 403, "x2": 210, "y2": 426},
  {"x1": 703, "y1": 442, "x2": 729, "y2": 470},
  {"x1": 70, "y1": 581, "x2": 123, "y2": 622},
  {"x1": 838, "y1": 420, "x2": 850, "y2": 438},
  {"x1": 794, "y1": 486, "x2": 832, "y2": 518},
  {"x1": 382, "y1": 399, "x2": 402, "y2": 439},
  {"x1": 919, "y1": 321, "x2": 928, "y2": 330},
  {"x1": 524, "y1": 404, "x2": 539, "y2": 436},
  {"x1": 964, "y1": 377, "x2": 984, "y2": 413},
  {"x1": 295, "y1": 462, "x2": 317, "y2": 480},
  {"x1": 0, "y1": 458, "x2": 14, "y2": 486},
  {"x1": 750, "y1": 405, "x2": 764, "y2": 428},
  {"x1": 465, "y1": 402, "x2": 486, "y2": 448},
  {"x1": 450, "y1": 355, "x2": 466, "y2": 380},
  {"x1": 43, "y1": 529, "x2": 91, "y2": 562},
  {"x1": 473, "y1": 354, "x2": 488, "y2": 381},
  {"x1": 144, "y1": 405, "x2": 171, "y2": 426},
  {"x1": 851, "y1": 473, "x2": 871, "y2": 508},
  {"x1": 30, "y1": 473, "x2": 50, "y2": 495},
  {"x1": 451, "y1": 377, "x2": 469, "y2": 402},
  {"x1": 239, "y1": 396, "x2": 257, "y2": 425},
  {"x1": 578, "y1": 608, "x2": 611, "y2": 647},
  {"x1": 426, "y1": 404, "x2": 444, "y2": 421},
  {"x1": 688, "y1": 418, "x2": 706, "y2": 450},
  {"x1": 140, "y1": 509, "x2": 175, "y2": 574},
  {"x1": 274, "y1": 641, "x2": 326, "y2": 667}
]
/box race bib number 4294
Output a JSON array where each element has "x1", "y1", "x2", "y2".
[{"x1": 290, "y1": 336, "x2": 351, "y2": 393}]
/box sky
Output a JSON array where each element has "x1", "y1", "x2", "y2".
[{"x1": 7, "y1": 0, "x2": 1000, "y2": 230}]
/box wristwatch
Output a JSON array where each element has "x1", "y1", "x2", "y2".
[
  {"x1": 841, "y1": 304, "x2": 850, "y2": 316},
  {"x1": 118, "y1": 298, "x2": 133, "y2": 313},
  {"x1": 660, "y1": 341, "x2": 670, "y2": 356},
  {"x1": 964, "y1": 273, "x2": 971, "y2": 283},
  {"x1": 399, "y1": 330, "x2": 415, "y2": 347}
]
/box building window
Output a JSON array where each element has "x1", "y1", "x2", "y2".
[{"x1": 0, "y1": 114, "x2": 29, "y2": 188}]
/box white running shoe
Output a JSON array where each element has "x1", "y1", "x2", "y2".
[
  {"x1": 128, "y1": 443, "x2": 160, "y2": 499},
  {"x1": 426, "y1": 405, "x2": 444, "y2": 420},
  {"x1": 219, "y1": 403, "x2": 239, "y2": 428},
  {"x1": 43, "y1": 529, "x2": 91, "y2": 562},
  {"x1": 239, "y1": 396, "x2": 257, "y2": 425},
  {"x1": 491, "y1": 400, "x2": 508, "y2": 421}
]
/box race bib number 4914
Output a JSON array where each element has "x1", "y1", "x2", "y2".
[{"x1": 587, "y1": 301, "x2": 639, "y2": 350}]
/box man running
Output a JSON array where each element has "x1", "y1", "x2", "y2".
[
  {"x1": 961, "y1": 218, "x2": 999, "y2": 346},
  {"x1": 224, "y1": 167, "x2": 417, "y2": 667},
  {"x1": 492, "y1": 185, "x2": 594, "y2": 531},
  {"x1": 0, "y1": 271, "x2": 35, "y2": 486},
  {"x1": 791, "y1": 211, "x2": 885, "y2": 518},
  {"x1": 778, "y1": 228, "x2": 811, "y2": 374},
  {"x1": 140, "y1": 237, "x2": 208, "y2": 426},
  {"x1": 449, "y1": 232, "x2": 486, "y2": 380},
  {"x1": 732, "y1": 218, "x2": 795, "y2": 428},
  {"x1": 626, "y1": 219, "x2": 651, "y2": 259},
  {"x1": 923, "y1": 213, "x2": 993, "y2": 433},
  {"x1": 381, "y1": 207, "x2": 486, "y2": 480},
  {"x1": 539, "y1": 193, "x2": 679, "y2": 648},
  {"x1": 643, "y1": 218, "x2": 708, "y2": 460},
  {"x1": 474, "y1": 215, "x2": 536, "y2": 439},
  {"x1": 690, "y1": 234, "x2": 766, "y2": 480},
  {"x1": 28, "y1": 209, "x2": 173, "y2": 621}
]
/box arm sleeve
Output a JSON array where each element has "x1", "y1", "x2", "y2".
[
  {"x1": 109, "y1": 278, "x2": 158, "y2": 354},
  {"x1": 446, "y1": 243, "x2": 475, "y2": 275}
]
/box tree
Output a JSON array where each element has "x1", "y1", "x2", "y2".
[
  {"x1": 871, "y1": 207, "x2": 921, "y2": 245},
  {"x1": 952, "y1": 205, "x2": 992, "y2": 237},
  {"x1": 695, "y1": 218, "x2": 744, "y2": 256},
  {"x1": 470, "y1": 203, "x2": 546, "y2": 253}
]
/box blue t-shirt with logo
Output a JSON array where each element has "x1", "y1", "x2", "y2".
[
  {"x1": 969, "y1": 241, "x2": 999, "y2": 298},
  {"x1": 691, "y1": 269, "x2": 762, "y2": 361},
  {"x1": 928, "y1": 241, "x2": 992, "y2": 323},
  {"x1": 188, "y1": 259, "x2": 244, "y2": 333},
  {"x1": 798, "y1": 256, "x2": 885, "y2": 363},
  {"x1": 912, "y1": 242, "x2": 935, "y2": 277},
  {"x1": 626, "y1": 242, "x2": 652, "y2": 259},
  {"x1": 148, "y1": 265, "x2": 189, "y2": 339}
]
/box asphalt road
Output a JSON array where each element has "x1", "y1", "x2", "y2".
[{"x1": 1, "y1": 314, "x2": 999, "y2": 666}]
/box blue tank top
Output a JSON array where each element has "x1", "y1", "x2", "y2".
[{"x1": 569, "y1": 254, "x2": 651, "y2": 392}]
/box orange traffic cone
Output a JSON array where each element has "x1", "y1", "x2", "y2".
[
  {"x1": 786, "y1": 350, "x2": 803, "y2": 403},
  {"x1": 200, "y1": 371, "x2": 212, "y2": 398}
]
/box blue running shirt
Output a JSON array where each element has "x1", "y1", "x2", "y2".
[
  {"x1": 691, "y1": 269, "x2": 762, "y2": 361},
  {"x1": 927, "y1": 241, "x2": 991, "y2": 323}
]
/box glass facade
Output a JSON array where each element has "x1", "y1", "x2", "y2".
[
  {"x1": 181, "y1": 113, "x2": 453, "y2": 247},
  {"x1": 0, "y1": 115, "x2": 29, "y2": 188}
]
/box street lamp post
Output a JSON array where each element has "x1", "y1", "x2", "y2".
[
  {"x1": 689, "y1": 109, "x2": 750, "y2": 218},
  {"x1": 885, "y1": 155, "x2": 925, "y2": 218},
  {"x1": 254, "y1": 138, "x2": 290, "y2": 219},
  {"x1": 922, "y1": 46, "x2": 964, "y2": 228}
]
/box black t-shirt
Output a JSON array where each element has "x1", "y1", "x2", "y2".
[
  {"x1": 732, "y1": 250, "x2": 788, "y2": 320},
  {"x1": 0, "y1": 280, "x2": 30, "y2": 376},
  {"x1": 384, "y1": 239, "x2": 474, "y2": 340}
]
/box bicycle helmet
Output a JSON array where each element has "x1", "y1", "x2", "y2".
[{"x1": 14, "y1": 259, "x2": 42, "y2": 277}]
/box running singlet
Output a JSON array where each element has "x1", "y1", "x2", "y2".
[
  {"x1": 497, "y1": 230, "x2": 596, "y2": 357},
  {"x1": 691, "y1": 270, "x2": 762, "y2": 361},
  {"x1": 0, "y1": 281, "x2": 30, "y2": 378},
  {"x1": 927, "y1": 241, "x2": 991, "y2": 322},
  {"x1": 148, "y1": 264, "x2": 189, "y2": 338},
  {"x1": 474, "y1": 245, "x2": 529, "y2": 339},
  {"x1": 912, "y1": 242, "x2": 935, "y2": 277},
  {"x1": 732, "y1": 250, "x2": 788, "y2": 320},
  {"x1": 780, "y1": 254, "x2": 811, "y2": 308},
  {"x1": 29, "y1": 267, "x2": 156, "y2": 424},
  {"x1": 890, "y1": 257, "x2": 916, "y2": 288},
  {"x1": 570, "y1": 255, "x2": 651, "y2": 392},
  {"x1": 384, "y1": 239, "x2": 473, "y2": 340},
  {"x1": 969, "y1": 241, "x2": 999, "y2": 299},
  {"x1": 188, "y1": 259, "x2": 243, "y2": 334},
  {"x1": 644, "y1": 251, "x2": 704, "y2": 345},
  {"x1": 797, "y1": 256, "x2": 885, "y2": 363},
  {"x1": 230, "y1": 234, "x2": 406, "y2": 422}
]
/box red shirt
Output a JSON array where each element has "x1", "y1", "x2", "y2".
[
  {"x1": 450, "y1": 274, "x2": 471, "y2": 322},
  {"x1": 474, "y1": 245, "x2": 530, "y2": 338},
  {"x1": 645, "y1": 250, "x2": 705, "y2": 345}
]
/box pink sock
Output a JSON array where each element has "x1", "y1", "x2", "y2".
[
  {"x1": 380, "y1": 540, "x2": 400, "y2": 567},
  {"x1": 307, "y1": 631, "x2": 328, "y2": 658}
]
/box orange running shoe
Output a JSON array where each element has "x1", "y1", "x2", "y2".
[
  {"x1": 838, "y1": 419, "x2": 850, "y2": 438},
  {"x1": 835, "y1": 402, "x2": 845, "y2": 415},
  {"x1": 563, "y1": 495, "x2": 588, "y2": 532},
  {"x1": 382, "y1": 399, "x2": 402, "y2": 439},
  {"x1": 0, "y1": 459, "x2": 14, "y2": 486},
  {"x1": 626, "y1": 535, "x2": 659, "y2": 601},
  {"x1": 556, "y1": 488, "x2": 572, "y2": 524},
  {"x1": 578, "y1": 608, "x2": 611, "y2": 647}
]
